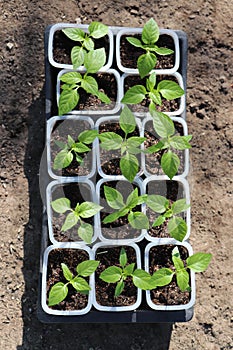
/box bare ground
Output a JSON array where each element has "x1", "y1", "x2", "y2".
[{"x1": 0, "y1": 0, "x2": 232, "y2": 349}]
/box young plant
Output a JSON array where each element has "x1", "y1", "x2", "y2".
[
  {"x1": 102, "y1": 185, "x2": 149, "y2": 229},
  {"x1": 51, "y1": 197, "x2": 103, "y2": 244},
  {"x1": 126, "y1": 18, "x2": 174, "y2": 78},
  {"x1": 151, "y1": 246, "x2": 212, "y2": 292},
  {"x1": 145, "y1": 195, "x2": 190, "y2": 241},
  {"x1": 48, "y1": 260, "x2": 99, "y2": 306},
  {"x1": 146, "y1": 110, "x2": 192, "y2": 179},
  {"x1": 62, "y1": 21, "x2": 109, "y2": 69},
  {"x1": 121, "y1": 72, "x2": 184, "y2": 114},
  {"x1": 53, "y1": 130, "x2": 98, "y2": 170},
  {"x1": 98, "y1": 106, "x2": 146, "y2": 182},
  {"x1": 99, "y1": 247, "x2": 155, "y2": 296},
  {"x1": 58, "y1": 48, "x2": 110, "y2": 115}
]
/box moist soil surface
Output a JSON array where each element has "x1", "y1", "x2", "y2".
[{"x1": 0, "y1": 1, "x2": 232, "y2": 350}]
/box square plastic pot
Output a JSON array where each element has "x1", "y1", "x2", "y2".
[
  {"x1": 56, "y1": 68, "x2": 122, "y2": 115},
  {"x1": 46, "y1": 115, "x2": 97, "y2": 180},
  {"x1": 116, "y1": 27, "x2": 180, "y2": 75},
  {"x1": 48, "y1": 23, "x2": 114, "y2": 71},
  {"x1": 142, "y1": 175, "x2": 191, "y2": 242},
  {"x1": 46, "y1": 179, "x2": 99, "y2": 245},
  {"x1": 145, "y1": 239, "x2": 195, "y2": 311},
  {"x1": 41, "y1": 243, "x2": 94, "y2": 316},
  {"x1": 92, "y1": 241, "x2": 142, "y2": 311},
  {"x1": 142, "y1": 116, "x2": 190, "y2": 178}
]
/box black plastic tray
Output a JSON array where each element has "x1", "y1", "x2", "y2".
[{"x1": 38, "y1": 24, "x2": 192, "y2": 324}]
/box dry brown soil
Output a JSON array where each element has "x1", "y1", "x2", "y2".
[{"x1": 0, "y1": 1, "x2": 232, "y2": 349}]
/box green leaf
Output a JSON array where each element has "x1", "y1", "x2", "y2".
[
  {"x1": 100, "y1": 266, "x2": 122, "y2": 283},
  {"x1": 72, "y1": 142, "x2": 90, "y2": 153},
  {"x1": 121, "y1": 85, "x2": 147, "y2": 104},
  {"x1": 128, "y1": 211, "x2": 149, "y2": 229},
  {"x1": 104, "y1": 186, "x2": 124, "y2": 209},
  {"x1": 88, "y1": 21, "x2": 109, "y2": 38},
  {"x1": 62, "y1": 212, "x2": 79, "y2": 231},
  {"x1": 71, "y1": 276, "x2": 91, "y2": 292},
  {"x1": 171, "y1": 199, "x2": 190, "y2": 215},
  {"x1": 58, "y1": 89, "x2": 79, "y2": 116},
  {"x1": 120, "y1": 153, "x2": 139, "y2": 182},
  {"x1": 54, "y1": 140, "x2": 67, "y2": 150},
  {"x1": 77, "y1": 260, "x2": 99, "y2": 277},
  {"x1": 61, "y1": 263, "x2": 73, "y2": 282},
  {"x1": 102, "y1": 211, "x2": 122, "y2": 224},
  {"x1": 127, "y1": 136, "x2": 146, "y2": 149},
  {"x1": 98, "y1": 132, "x2": 122, "y2": 150},
  {"x1": 71, "y1": 46, "x2": 85, "y2": 69},
  {"x1": 78, "y1": 201, "x2": 102, "y2": 218},
  {"x1": 132, "y1": 269, "x2": 154, "y2": 290},
  {"x1": 59, "y1": 71, "x2": 82, "y2": 84},
  {"x1": 172, "y1": 246, "x2": 180, "y2": 258},
  {"x1": 96, "y1": 91, "x2": 111, "y2": 104},
  {"x1": 119, "y1": 247, "x2": 127, "y2": 268},
  {"x1": 119, "y1": 105, "x2": 136, "y2": 135},
  {"x1": 83, "y1": 37, "x2": 94, "y2": 51},
  {"x1": 138, "y1": 52, "x2": 157, "y2": 79},
  {"x1": 150, "y1": 110, "x2": 175, "y2": 138},
  {"x1": 51, "y1": 197, "x2": 71, "y2": 214},
  {"x1": 142, "y1": 18, "x2": 160, "y2": 44},
  {"x1": 67, "y1": 135, "x2": 75, "y2": 148},
  {"x1": 146, "y1": 140, "x2": 168, "y2": 154},
  {"x1": 147, "y1": 72, "x2": 156, "y2": 91},
  {"x1": 172, "y1": 255, "x2": 185, "y2": 271},
  {"x1": 149, "y1": 90, "x2": 162, "y2": 106},
  {"x1": 53, "y1": 149, "x2": 73, "y2": 170},
  {"x1": 126, "y1": 37, "x2": 144, "y2": 48},
  {"x1": 161, "y1": 150, "x2": 180, "y2": 179},
  {"x1": 170, "y1": 135, "x2": 192, "y2": 150},
  {"x1": 84, "y1": 48, "x2": 106, "y2": 73},
  {"x1": 126, "y1": 188, "x2": 139, "y2": 209},
  {"x1": 186, "y1": 253, "x2": 212, "y2": 272},
  {"x1": 168, "y1": 217, "x2": 187, "y2": 241},
  {"x1": 152, "y1": 215, "x2": 166, "y2": 227},
  {"x1": 81, "y1": 75, "x2": 99, "y2": 95},
  {"x1": 146, "y1": 194, "x2": 169, "y2": 213},
  {"x1": 48, "y1": 282, "x2": 68, "y2": 306},
  {"x1": 154, "y1": 47, "x2": 174, "y2": 55},
  {"x1": 152, "y1": 268, "x2": 174, "y2": 287},
  {"x1": 123, "y1": 263, "x2": 135, "y2": 275},
  {"x1": 157, "y1": 80, "x2": 185, "y2": 100},
  {"x1": 176, "y1": 269, "x2": 190, "y2": 292},
  {"x1": 78, "y1": 222, "x2": 93, "y2": 244},
  {"x1": 62, "y1": 28, "x2": 85, "y2": 42},
  {"x1": 115, "y1": 280, "x2": 124, "y2": 297}
]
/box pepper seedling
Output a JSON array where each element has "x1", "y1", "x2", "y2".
[
  {"x1": 145, "y1": 195, "x2": 190, "y2": 241},
  {"x1": 62, "y1": 21, "x2": 109, "y2": 69},
  {"x1": 48, "y1": 260, "x2": 99, "y2": 306},
  {"x1": 146, "y1": 110, "x2": 192, "y2": 179},
  {"x1": 58, "y1": 48, "x2": 110, "y2": 115},
  {"x1": 151, "y1": 246, "x2": 212, "y2": 292},
  {"x1": 102, "y1": 185, "x2": 149, "y2": 229},
  {"x1": 53, "y1": 130, "x2": 98, "y2": 170},
  {"x1": 98, "y1": 106, "x2": 146, "y2": 182},
  {"x1": 126, "y1": 18, "x2": 174, "y2": 78},
  {"x1": 121, "y1": 72, "x2": 184, "y2": 114},
  {"x1": 51, "y1": 197, "x2": 103, "y2": 244},
  {"x1": 99, "y1": 247, "x2": 155, "y2": 296}
]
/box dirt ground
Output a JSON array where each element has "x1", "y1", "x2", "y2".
[{"x1": 0, "y1": 0, "x2": 232, "y2": 349}]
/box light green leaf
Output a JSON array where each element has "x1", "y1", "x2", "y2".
[
  {"x1": 81, "y1": 75, "x2": 99, "y2": 95},
  {"x1": 77, "y1": 260, "x2": 99, "y2": 277},
  {"x1": 115, "y1": 280, "x2": 124, "y2": 297},
  {"x1": 48, "y1": 282, "x2": 68, "y2": 306},
  {"x1": 72, "y1": 142, "x2": 90, "y2": 153},
  {"x1": 120, "y1": 153, "x2": 139, "y2": 182},
  {"x1": 51, "y1": 197, "x2": 71, "y2": 214},
  {"x1": 158, "y1": 80, "x2": 185, "y2": 100},
  {"x1": 98, "y1": 132, "x2": 122, "y2": 150},
  {"x1": 53, "y1": 149, "x2": 73, "y2": 170},
  {"x1": 168, "y1": 217, "x2": 187, "y2": 241},
  {"x1": 171, "y1": 199, "x2": 190, "y2": 215},
  {"x1": 146, "y1": 139, "x2": 169, "y2": 153},
  {"x1": 149, "y1": 90, "x2": 162, "y2": 106},
  {"x1": 62, "y1": 211, "x2": 79, "y2": 231},
  {"x1": 132, "y1": 269, "x2": 154, "y2": 290},
  {"x1": 126, "y1": 37, "x2": 143, "y2": 48},
  {"x1": 71, "y1": 46, "x2": 85, "y2": 69},
  {"x1": 96, "y1": 90, "x2": 111, "y2": 103},
  {"x1": 61, "y1": 263, "x2": 73, "y2": 282},
  {"x1": 176, "y1": 269, "x2": 190, "y2": 292},
  {"x1": 100, "y1": 266, "x2": 122, "y2": 283},
  {"x1": 67, "y1": 135, "x2": 75, "y2": 148},
  {"x1": 154, "y1": 47, "x2": 174, "y2": 55},
  {"x1": 119, "y1": 105, "x2": 136, "y2": 135},
  {"x1": 138, "y1": 52, "x2": 157, "y2": 79},
  {"x1": 127, "y1": 136, "x2": 146, "y2": 149},
  {"x1": 88, "y1": 21, "x2": 109, "y2": 38},
  {"x1": 152, "y1": 215, "x2": 166, "y2": 227},
  {"x1": 104, "y1": 186, "x2": 124, "y2": 209},
  {"x1": 172, "y1": 255, "x2": 185, "y2": 271},
  {"x1": 83, "y1": 37, "x2": 94, "y2": 51},
  {"x1": 71, "y1": 276, "x2": 91, "y2": 292},
  {"x1": 58, "y1": 89, "x2": 79, "y2": 116},
  {"x1": 102, "y1": 211, "x2": 122, "y2": 224},
  {"x1": 62, "y1": 28, "x2": 85, "y2": 42},
  {"x1": 142, "y1": 18, "x2": 160, "y2": 44},
  {"x1": 186, "y1": 253, "x2": 212, "y2": 272},
  {"x1": 78, "y1": 201, "x2": 103, "y2": 218},
  {"x1": 54, "y1": 140, "x2": 67, "y2": 150},
  {"x1": 147, "y1": 72, "x2": 156, "y2": 91},
  {"x1": 84, "y1": 48, "x2": 106, "y2": 73},
  {"x1": 119, "y1": 247, "x2": 127, "y2": 268},
  {"x1": 150, "y1": 110, "x2": 175, "y2": 138},
  {"x1": 126, "y1": 188, "x2": 139, "y2": 209},
  {"x1": 146, "y1": 194, "x2": 169, "y2": 213},
  {"x1": 170, "y1": 135, "x2": 192, "y2": 150},
  {"x1": 121, "y1": 85, "x2": 147, "y2": 104},
  {"x1": 152, "y1": 268, "x2": 174, "y2": 287},
  {"x1": 78, "y1": 222, "x2": 93, "y2": 244},
  {"x1": 128, "y1": 211, "x2": 149, "y2": 229},
  {"x1": 123, "y1": 263, "x2": 135, "y2": 276},
  {"x1": 59, "y1": 71, "x2": 82, "y2": 84},
  {"x1": 161, "y1": 150, "x2": 180, "y2": 179}
]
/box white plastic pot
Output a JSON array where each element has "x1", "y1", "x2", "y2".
[
  {"x1": 144, "y1": 239, "x2": 195, "y2": 311},
  {"x1": 92, "y1": 241, "x2": 142, "y2": 311},
  {"x1": 46, "y1": 115, "x2": 97, "y2": 180},
  {"x1": 56, "y1": 68, "x2": 122, "y2": 115},
  {"x1": 142, "y1": 116, "x2": 190, "y2": 178},
  {"x1": 116, "y1": 27, "x2": 180, "y2": 75},
  {"x1": 142, "y1": 175, "x2": 191, "y2": 242},
  {"x1": 46, "y1": 179, "x2": 99, "y2": 245},
  {"x1": 48, "y1": 23, "x2": 114, "y2": 71},
  {"x1": 41, "y1": 243, "x2": 94, "y2": 316}
]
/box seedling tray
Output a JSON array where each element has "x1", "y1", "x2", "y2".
[{"x1": 38, "y1": 25, "x2": 192, "y2": 324}]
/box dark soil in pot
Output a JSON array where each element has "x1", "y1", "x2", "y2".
[
  {"x1": 98, "y1": 121, "x2": 141, "y2": 176},
  {"x1": 51, "y1": 119, "x2": 94, "y2": 177},
  {"x1": 46, "y1": 248, "x2": 90, "y2": 311},
  {"x1": 124, "y1": 75, "x2": 181, "y2": 113},
  {"x1": 53, "y1": 30, "x2": 110, "y2": 65},
  {"x1": 149, "y1": 244, "x2": 191, "y2": 305},
  {"x1": 144, "y1": 120, "x2": 185, "y2": 175},
  {"x1": 120, "y1": 34, "x2": 175, "y2": 69},
  {"x1": 99, "y1": 180, "x2": 142, "y2": 240},
  {"x1": 94, "y1": 245, "x2": 138, "y2": 306},
  {"x1": 51, "y1": 182, "x2": 94, "y2": 242}
]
